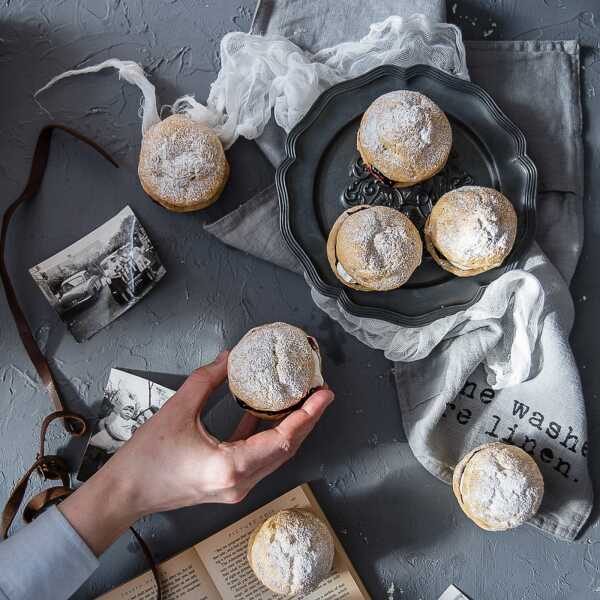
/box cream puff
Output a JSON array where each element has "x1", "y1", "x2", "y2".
[
  {"x1": 452, "y1": 442, "x2": 544, "y2": 531},
  {"x1": 357, "y1": 90, "x2": 452, "y2": 186},
  {"x1": 227, "y1": 322, "x2": 324, "y2": 420},
  {"x1": 327, "y1": 205, "x2": 422, "y2": 291},
  {"x1": 138, "y1": 114, "x2": 229, "y2": 212},
  {"x1": 248, "y1": 509, "x2": 335, "y2": 596},
  {"x1": 424, "y1": 185, "x2": 517, "y2": 277}
]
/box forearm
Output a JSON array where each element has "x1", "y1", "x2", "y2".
[{"x1": 59, "y1": 461, "x2": 143, "y2": 556}]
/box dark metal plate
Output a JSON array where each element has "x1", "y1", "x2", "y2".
[{"x1": 277, "y1": 65, "x2": 537, "y2": 326}]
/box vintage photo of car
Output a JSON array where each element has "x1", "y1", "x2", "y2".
[
  {"x1": 100, "y1": 243, "x2": 160, "y2": 306},
  {"x1": 58, "y1": 270, "x2": 103, "y2": 313},
  {"x1": 29, "y1": 206, "x2": 166, "y2": 341}
]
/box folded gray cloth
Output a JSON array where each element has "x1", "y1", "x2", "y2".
[
  {"x1": 252, "y1": 0, "x2": 445, "y2": 53},
  {"x1": 394, "y1": 40, "x2": 588, "y2": 541},
  {"x1": 205, "y1": 2, "x2": 591, "y2": 540}
]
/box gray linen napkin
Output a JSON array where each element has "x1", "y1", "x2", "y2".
[{"x1": 205, "y1": 2, "x2": 592, "y2": 540}]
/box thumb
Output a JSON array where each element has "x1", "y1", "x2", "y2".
[{"x1": 176, "y1": 351, "x2": 229, "y2": 412}]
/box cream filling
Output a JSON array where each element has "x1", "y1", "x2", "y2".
[
  {"x1": 310, "y1": 348, "x2": 324, "y2": 389},
  {"x1": 336, "y1": 261, "x2": 355, "y2": 284}
]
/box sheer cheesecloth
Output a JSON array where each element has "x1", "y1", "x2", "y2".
[
  {"x1": 173, "y1": 15, "x2": 468, "y2": 147},
  {"x1": 35, "y1": 14, "x2": 467, "y2": 146},
  {"x1": 35, "y1": 13, "x2": 544, "y2": 388}
]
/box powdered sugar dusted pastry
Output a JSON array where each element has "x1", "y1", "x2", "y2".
[
  {"x1": 228, "y1": 322, "x2": 324, "y2": 420},
  {"x1": 248, "y1": 509, "x2": 335, "y2": 596},
  {"x1": 357, "y1": 90, "x2": 452, "y2": 186},
  {"x1": 424, "y1": 186, "x2": 517, "y2": 277},
  {"x1": 452, "y1": 442, "x2": 544, "y2": 531},
  {"x1": 138, "y1": 114, "x2": 229, "y2": 212},
  {"x1": 327, "y1": 205, "x2": 422, "y2": 291}
]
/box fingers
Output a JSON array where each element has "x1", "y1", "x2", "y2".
[
  {"x1": 273, "y1": 389, "x2": 334, "y2": 445},
  {"x1": 228, "y1": 413, "x2": 259, "y2": 442},
  {"x1": 227, "y1": 389, "x2": 334, "y2": 481},
  {"x1": 175, "y1": 351, "x2": 229, "y2": 411}
]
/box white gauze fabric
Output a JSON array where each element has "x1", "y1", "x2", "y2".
[
  {"x1": 35, "y1": 15, "x2": 467, "y2": 148},
  {"x1": 174, "y1": 14, "x2": 468, "y2": 147},
  {"x1": 35, "y1": 59, "x2": 161, "y2": 134},
  {"x1": 310, "y1": 267, "x2": 545, "y2": 390}
]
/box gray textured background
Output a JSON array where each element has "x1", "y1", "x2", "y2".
[{"x1": 1, "y1": 1, "x2": 600, "y2": 599}]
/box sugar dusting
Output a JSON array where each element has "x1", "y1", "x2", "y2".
[
  {"x1": 250, "y1": 509, "x2": 334, "y2": 596},
  {"x1": 461, "y1": 445, "x2": 543, "y2": 528},
  {"x1": 359, "y1": 90, "x2": 451, "y2": 181},
  {"x1": 139, "y1": 115, "x2": 227, "y2": 208},
  {"x1": 433, "y1": 186, "x2": 516, "y2": 269},
  {"x1": 338, "y1": 207, "x2": 421, "y2": 289},
  {"x1": 228, "y1": 323, "x2": 321, "y2": 411}
]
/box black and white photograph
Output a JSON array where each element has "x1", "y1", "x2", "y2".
[
  {"x1": 77, "y1": 369, "x2": 174, "y2": 481},
  {"x1": 29, "y1": 206, "x2": 166, "y2": 342}
]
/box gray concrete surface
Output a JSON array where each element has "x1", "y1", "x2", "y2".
[{"x1": 0, "y1": 1, "x2": 600, "y2": 598}]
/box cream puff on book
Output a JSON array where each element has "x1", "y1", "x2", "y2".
[{"x1": 97, "y1": 484, "x2": 370, "y2": 600}]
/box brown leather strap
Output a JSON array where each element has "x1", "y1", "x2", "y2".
[
  {"x1": 0, "y1": 125, "x2": 161, "y2": 599},
  {"x1": 129, "y1": 526, "x2": 163, "y2": 600},
  {"x1": 0, "y1": 124, "x2": 117, "y2": 429},
  {"x1": 24, "y1": 487, "x2": 74, "y2": 523},
  {"x1": 1, "y1": 411, "x2": 86, "y2": 538}
]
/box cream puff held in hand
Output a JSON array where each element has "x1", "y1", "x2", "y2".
[{"x1": 228, "y1": 323, "x2": 324, "y2": 420}]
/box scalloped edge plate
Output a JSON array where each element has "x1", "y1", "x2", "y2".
[{"x1": 277, "y1": 65, "x2": 537, "y2": 326}]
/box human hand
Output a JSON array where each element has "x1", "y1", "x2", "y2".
[{"x1": 59, "y1": 351, "x2": 334, "y2": 555}]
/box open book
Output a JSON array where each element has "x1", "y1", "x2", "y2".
[{"x1": 98, "y1": 484, "x2": 370, "y2": 600}]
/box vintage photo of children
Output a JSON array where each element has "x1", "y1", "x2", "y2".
[{"x1": 78, "y1": 369, "x2": 174, "y2": 481}]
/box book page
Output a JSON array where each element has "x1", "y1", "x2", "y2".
[
  {"x1": 96, "y1": 547, "x2": 221, "y2": 600},
  {"x1": 194, "y1": 485, "x2": 370, "y2": 600}
]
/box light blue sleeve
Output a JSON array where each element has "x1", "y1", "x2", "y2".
[{"x1": 0, "y1": 506, "x2": 99, "y2": 600}]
